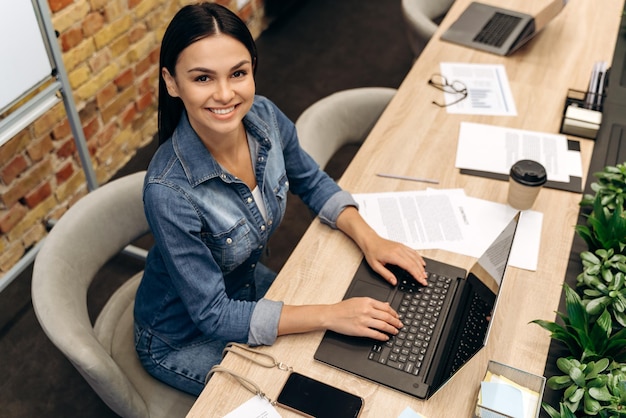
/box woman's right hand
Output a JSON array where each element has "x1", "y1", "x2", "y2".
[
  {"x1": 325, "y1": 297, "x2": 403, "y2": 341},
  {"x1": 278, "y1": 297, "x2": 403, "y2": 340}
]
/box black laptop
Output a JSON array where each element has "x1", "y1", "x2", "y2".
[
  {"x1": 314, "y1": 213, "x2": 519, "y2": 399},
  {"x1": 440, "y1": 0, "x2": 568, "y2": 56}
]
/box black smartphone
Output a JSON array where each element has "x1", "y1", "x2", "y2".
[{"x1": 276, "y1": 371, "x2": 363, "y2": 418}]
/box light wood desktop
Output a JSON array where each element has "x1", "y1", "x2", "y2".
[{"x1": 187, "y1": 1, "x2": 624, "y2": 416}]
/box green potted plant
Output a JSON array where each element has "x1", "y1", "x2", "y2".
[
  {"x1": 577, "y1": 249, "x2": 626, "y2": 328},
  {"x1": 532, "y1": 162, "x2": 626, "y2": 417},
  {"x1": 532, "y1": 285, "x2": 626, "y2": 416},
  {"x1": 580, "y1": 163, "x2": 626, "y2": 210},
  {"x1": 576, "y1": 163, "x2": 626, "y2": 254},
  {"x1": 575, "y1": 195, "x2": 626, "y2": 255}
]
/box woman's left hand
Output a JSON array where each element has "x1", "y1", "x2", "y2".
[
  {"x1": 336, "y1": 206, "x2": 428, "y2": 287},
  {"x1": 362, "y1": 236, "x2": 427, "y2": 286}
]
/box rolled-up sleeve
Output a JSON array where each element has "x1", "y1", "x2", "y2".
[
  {"x1": 317, "y1": 190, "x2": 358, "y2": 229},
  {"x1": 248, "y1": 298, "x2": 284, "y2": 346}
]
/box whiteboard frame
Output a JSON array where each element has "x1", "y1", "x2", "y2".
[
  {"x1": 0, "y1": 0, "x2": 55, "y2": 114},
  {"x1": 0, "y1": 0, "x2": 99, "y2": 293}
]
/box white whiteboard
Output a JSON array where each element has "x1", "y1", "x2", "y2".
[{"x1": 0, "y1": 1, "x2": 53, "y2": 112}]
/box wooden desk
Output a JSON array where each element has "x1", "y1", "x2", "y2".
[{"x1": 188, "y1": 1, "x2": 624, "y2": 416}]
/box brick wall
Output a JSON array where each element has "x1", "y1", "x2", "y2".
[{"x1": 0, "y1": 0, "x2": 267, "y2": 275}]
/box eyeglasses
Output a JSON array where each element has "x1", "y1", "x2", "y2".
[{"x1": 427, "y1": 74, "x2": 468, "y2": 107}]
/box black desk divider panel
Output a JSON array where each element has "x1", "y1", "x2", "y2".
[{"x1": 541, "y1": 5, "x2": 626, "y2": 413}]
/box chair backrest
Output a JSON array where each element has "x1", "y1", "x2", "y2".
[
  {"x1": 401, "y1": 0, "x2": 455, "y2": 55},
  {"x1": 31, "y1": 171, "x2": 152, "y2": 417},
  {"x1": 295, "y1": 87, "x2": 397, "y2": 170}
]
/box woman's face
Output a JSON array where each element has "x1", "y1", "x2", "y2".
[{"x1": 162, "y1": 34, "x2": 255, "y2": 143}]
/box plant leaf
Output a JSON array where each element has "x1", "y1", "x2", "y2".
[
  {"x1": 570, "y1": 366, "x2": 585, "y2": 387},
  {"x1": 587, "y1": 358, "x2": 610, "y2": 379},
  {"x1": 586, "y1": 296, "x2": 611, "y2": 315},
  {"x1": 564, "y1": 285, "x2": 588, "y2": 331},
  {"x1": 583, "y1": 391, "x2": 602, "y2": 415},
  {"x1": 589, "y1": 385, "x2": 613, "y2": 401},
  {"x1": 557, "y1": 357, "x2": 577, "y2": 374},
  {"x1": 548, "y1": 374, "x2": 574, "y2": 390}
]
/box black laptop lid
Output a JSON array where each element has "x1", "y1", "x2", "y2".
[{"x1": 426, "y1": 212, "x2": 520, "y2": 395}]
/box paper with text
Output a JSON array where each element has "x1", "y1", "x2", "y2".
[
  {"x1": 354, "y1": 189, "x2": 542, "y2": 271},
  {"x1": 439, "y1": 62, "x2": 517, "y2": 116},
  {"x1": 455, "y1": 122, "x2": 574, "y2": 183},
  {"x1": 355, "y1": 189, "x2": 470, "y2": 250}
]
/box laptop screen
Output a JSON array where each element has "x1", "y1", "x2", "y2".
[
  {"x1": 534, "y1": 0, "x2": 568, "y2": 32},
  {"x1": 469, "y1": 212, "x2": 519, "y2": 344}
]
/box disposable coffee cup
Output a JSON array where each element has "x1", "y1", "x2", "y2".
[{"x1": 507, "y1": 160, "x2": 547, "y2": 210}]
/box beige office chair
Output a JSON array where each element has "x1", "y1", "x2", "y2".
[
  {"x1": 401, "y1": 0, "x2": 455, "y2": 56},
  {"x1": 295, "y1": 87, "x2": 397, "y2": 170},
  {"x1": 31, "y1": 171, "x2": 195, "y2": 418}
]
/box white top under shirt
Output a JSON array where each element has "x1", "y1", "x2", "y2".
[{"x1": 248, "y1": 133, "x2": 268, "y2": 222}]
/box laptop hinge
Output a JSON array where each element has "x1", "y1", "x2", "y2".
[{"x1": 423, "y1": 277, "x2": 468, "y2": 388}]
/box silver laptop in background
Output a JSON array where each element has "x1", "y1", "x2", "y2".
[{"x1": 440, "y1": 0, "x2": 568, "y2": 56}]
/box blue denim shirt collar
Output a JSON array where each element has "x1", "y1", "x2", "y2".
[{"x1": 172, "y1": 111, "x2": 273, "y2": 188}]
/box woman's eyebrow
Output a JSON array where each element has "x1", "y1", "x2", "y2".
[{"x1": 187, "y1": 60, "x2": 252, "y2": 74}]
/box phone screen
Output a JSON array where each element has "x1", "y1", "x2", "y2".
[{"x1": 276, "y1": 372, "x2": 363, "y2": 418}]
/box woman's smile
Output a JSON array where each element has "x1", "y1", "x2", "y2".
[
  {"x1": 209, "y1": 106, "x2": 236, "y2": 115},
  {"x1": 162, "y1": 34, "x2": 256, "y2": 144}
]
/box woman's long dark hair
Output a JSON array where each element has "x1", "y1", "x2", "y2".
[{"x1": 158, "y1": 3, "x2": 258, "y2": 145}]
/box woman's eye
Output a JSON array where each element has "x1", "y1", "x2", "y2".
[
  {"x1": 195, "y1": 75, "x2": 210, "y2": 82},
  {"x1": 232, "y1": 70, "x2": 247, "y2": 78}
]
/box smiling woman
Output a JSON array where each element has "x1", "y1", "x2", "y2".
[
  {"x1": 161, "y1": 36, "x2": 256, "y2": 148},
  {"x1": 161, "y1": 34, "x2": 257, "y2": 187},
  {"x1": 133, "y1": 1, "x2": 427, "y2": 397}
]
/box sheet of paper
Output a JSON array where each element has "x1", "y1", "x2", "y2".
[
  {"x1": 439, "y1": 196, "x2": 542, "y2": 271},
  {"x1": 397, "y1": 406, "x2": 428, "y2": 418},
  {"x1": 354, "y1": 189, "x2": 542, "y2": 271},
  {"x1": 480, "y1": 381, "x2": 525, "y2": 418},
  {"x1": 223, "y1": 395, "x2": 282, "y2": 418},
  {"x1": 354, "y1": 188, "x2": 471, "y2": 251},
  {"x1": 487, "y1": 374, "x2": 540, "y2": 418},
  {"x1": 439, "y1": 62, "x2": 517, "y2": 116},
  {"x1": 455, "y1": 122, "x2": 573, "y2": 183}
]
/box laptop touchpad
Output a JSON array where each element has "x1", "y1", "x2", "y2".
[{"x1": 348, "y1": 280, "x2": 392, "y2": 302}]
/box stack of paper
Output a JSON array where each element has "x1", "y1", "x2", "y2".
[{"x1": 477, "y1": 371, "x2": 540, "y2": 418}]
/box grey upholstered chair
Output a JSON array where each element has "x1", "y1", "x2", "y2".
[
  {"x1": 31, "y1": 171, "x2": 195, "y2": 418},
  {"x1": 295, "y1": 87, "x2": 397, "y2": 170},
  {"x1": 401, "y1": 0, "x2": 455, "y2": 56}
]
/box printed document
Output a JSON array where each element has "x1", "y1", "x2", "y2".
[
  {"x1": 455, "y1": 122, "x2": 578, "y2": 183},
  {"x1": 439, "y1": 62, "x2": 517, "y2": 116},
  {"x1": 354, "y1": 189, "x2": 542, "y2": 271}
]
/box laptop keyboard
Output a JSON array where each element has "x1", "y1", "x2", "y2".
[
  {"x1": 473, "y1": 12, "x2": 522, "y2": 47},
  {"x1": 449, "y1": 291, "x2": 491, "y2": 373},
  {"x1": 368, "y1": 271, "x2": 452, "y2": 376}
]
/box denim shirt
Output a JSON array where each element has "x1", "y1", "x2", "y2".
[{"x1": 134, "y1": 95, "x2": 357, "y2": 348}]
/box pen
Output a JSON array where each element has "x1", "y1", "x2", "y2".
[{"x1": 376, "y1": 173, "x2": 439, "y2": 184}]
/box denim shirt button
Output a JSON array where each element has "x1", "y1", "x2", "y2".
[
  {"x1": 260, "y1": 225, "x2": 266, "y2": 231},
  {"x1": 258, "y1": 245, "x2": 263, "y2": 249},
  {"x1": 247, "y1": 197, "x2": 253, "y2": 204},
  {"x1": 268, "y1": 219, "x2": 273, "y2": 226},
  {"x1": 244, "y1": 283, "x2": 251, "y2": 288},
  {"x1": 251, "y1": 264, "x2": 256, "y2": 269},
  {"x1": 226, "y1": 237, "x2": 233, "y2": 244}
]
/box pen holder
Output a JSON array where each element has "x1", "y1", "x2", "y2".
[
  {"x1": 474, "y1": 360, "x2": 546, "y2": 418},
  {"x1": 559, "y1": 89, "x2": 604, "y2": 139}
]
